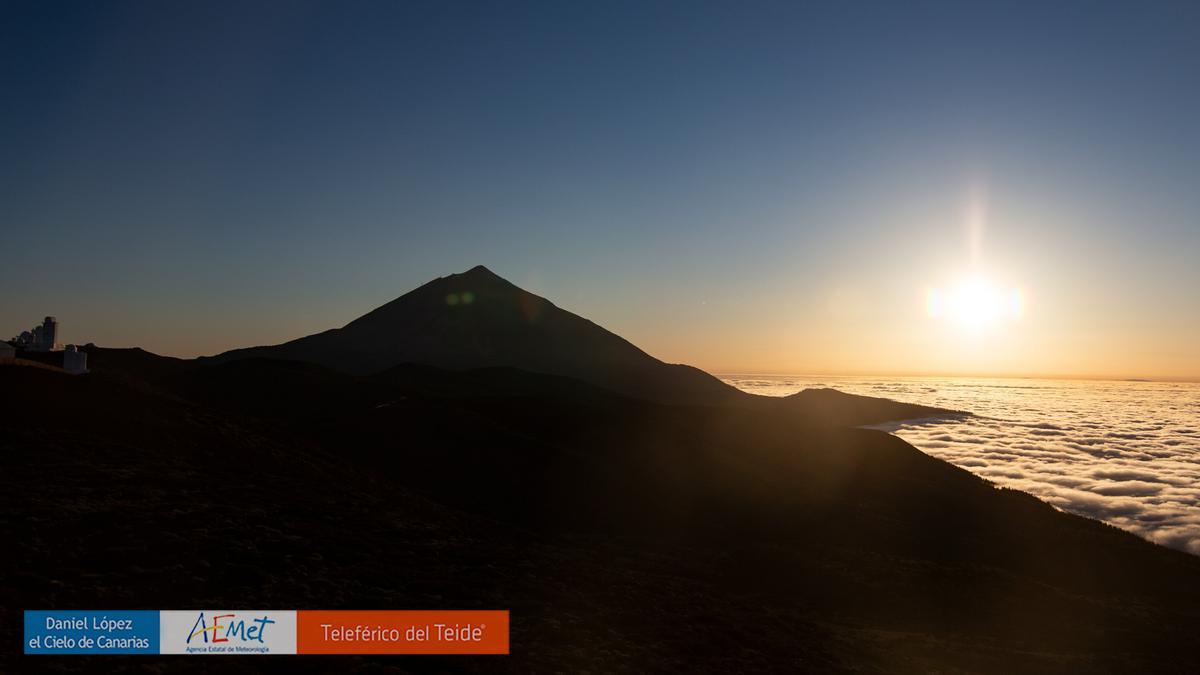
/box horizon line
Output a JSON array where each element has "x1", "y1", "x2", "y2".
[
  {"x1": 710, "y1": 369, "x2": 1200, "y2": 384},
  {"x1": 48, "y1": 341, "x2": 1200, "y2": 384}
]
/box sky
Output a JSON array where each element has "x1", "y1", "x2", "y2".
[{"x1": 2, "y1": 1, "x2": 1198, "y2": 379}]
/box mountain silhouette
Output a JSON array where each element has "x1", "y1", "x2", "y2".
[
  {"x1": 4, "y1": 280, "x2": 1199, "y2": 671},
  {"x1": 206, "y1": 265, "x2": 741, "y2": 405}
]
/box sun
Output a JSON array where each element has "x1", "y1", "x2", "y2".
[{"x1": 926, "y1": 277, "x2": 1023, "y2": 330}]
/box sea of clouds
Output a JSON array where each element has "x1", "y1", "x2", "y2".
[{"x1": 722, "y1": 374, "x2": 1200, "y2": 555}]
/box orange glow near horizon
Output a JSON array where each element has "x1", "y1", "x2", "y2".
[
  {"x1": 619, "y1": 184, "x2": 1199, "y2": 382},
  {"x1": 7, "y1": 179, "x2": 1196, "y2": 382}
]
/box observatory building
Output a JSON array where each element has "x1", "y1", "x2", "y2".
[
  {"x1": 63, "y1": 345, "x2": 88, "y2": 375},
  {"x1": 7, "y1": 316, "x2": 89, "y2": 374},
  {"x1": 11, "y1": 316, "x2": 61, "y2": 352}
]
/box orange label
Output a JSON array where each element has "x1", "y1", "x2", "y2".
[{"x1": 296, "y1": 611, "x2": 509, "y2": 654}]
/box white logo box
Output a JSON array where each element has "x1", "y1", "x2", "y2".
[{"x1": 159, "y1": 610, "x2": 296, "y2": 655}]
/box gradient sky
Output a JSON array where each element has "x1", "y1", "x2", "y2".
[{"x1": 3, "y1": 1, "x2": 1198, "y2": 379}]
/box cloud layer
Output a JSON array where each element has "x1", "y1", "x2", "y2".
[{"x1": 724, "y1": 375, "x2": 1200, "y2": 555}]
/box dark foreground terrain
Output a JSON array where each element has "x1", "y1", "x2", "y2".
[{"x1": 4, "y1": 352, "x2": 1200, "y2": 673}]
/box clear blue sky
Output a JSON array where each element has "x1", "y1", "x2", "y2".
[{"x1": 3, "y1": 1, "x2": 1198, "y2": 377}]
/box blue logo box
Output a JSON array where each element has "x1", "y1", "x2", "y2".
[{"x1": 24, "y1": 610, "x2": 160, "y2": 654}]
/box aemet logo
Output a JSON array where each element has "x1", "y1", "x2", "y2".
[
  {"x1": 188, "y1": 612, "x2": 275, "y2": 645},
  {"x1": 160, "y1": 610, "x2": 297, "y2": 654}
]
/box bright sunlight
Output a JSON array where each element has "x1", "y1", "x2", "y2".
[{"x1": 926, "y1": 277, "x2": 1023, "y2": 330}]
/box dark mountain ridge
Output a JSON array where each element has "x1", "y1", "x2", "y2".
[
  {"x1": 203, "y1": 265, "x2": 745, "y2": 405},
  {"x1": 20, "y1": 267, "x2": 1192, "y2": 672},
  {"x1": 4, "y1": 358, "x2": 1200, "y2": 672},
  {"x1": 198, "y1": 265, "x2": 958, "y2": 423}
]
